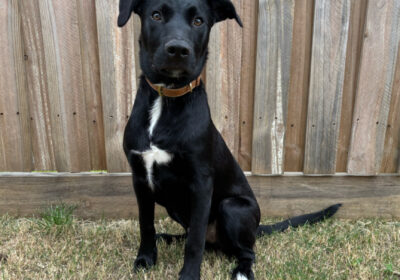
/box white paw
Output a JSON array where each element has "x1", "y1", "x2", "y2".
[{"x1": 236, "y1": 273, "x2": 248, "y2": 280}]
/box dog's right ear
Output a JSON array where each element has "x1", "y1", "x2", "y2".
[
  {"x1": 118, "y1": 0, "x2": 142, "y2": 27},
  {"x1": 209, "y1": 0, "x2": 243, "y2": 27}
]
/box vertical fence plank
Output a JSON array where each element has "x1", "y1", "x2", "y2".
[
  {"x1": 18, "y1": 0, "x2": 57, "y2": 171},
  {"x1": 10, "y1": 0, "x2": 33, "y2": 172},
  {"x1": 348, "y1": 0, "x2": 400, "y2": 175},
  {"x1": 0, "y1": 0, "x2": 31, "y2": 171},
  {"x1": 50, "y1": 0, "x2": 91, "y2": 172},
  {"x1": 237, "y1": 0, "x2": 258, "y2": 171},
  {"x1": 380, "y1": 44, "x2": 400, "y2": 173},
  {"x1": 284, "y1": 0, "x2": 314, "y2": 172},
  {"x1": 95, "y1": 0, "x2": 137, "y2": 172},
  {"x1": 206, "y1": 27, "x2": 223, "y2": 140},
  {"x1": 398, "y1": 154, "x2": 400, "y2": 174},
  {"x1": 396, "y1": 47, "x2": 400, "y2": 174},
  {"x1": 336, "y1": 0, "x2": 367, "y2": 172},
  {"x1": 398, "y1": 142, "x2": 400, "y2": 174},
  {"x1": 12, "y1": 0, "x2": 33, "y2": 171},
  {"x1": 133, "y1": 15, "x2": 141, "y2": 90},
  {"x1": 252, "y1": 0, "x2": 294, "y2": 175},
  {"x1": 0, "y1": 0, "x2": 21, "y2": 171},
  {"x1": 0, "y1": 127, "x2": 4, "y2": 171},
  {"x1": 206, "y1": 0, "x2": 243, "y2": 160},
  {"x1": 304, "y1": 0, "x2": 350, "y2": 174},
  {"x1": 27, "y1": 0, "x2": 93, "y2": 172},
  {"x1": 37, "y1": 0, "x2": 71, "y2": 171},
  {"x1": 76, "y1": 0, "x2": 107, "y2": 171}
]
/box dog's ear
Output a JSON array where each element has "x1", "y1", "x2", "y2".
[
  {"x1": 118, "y1": 0, "x2": 142, "y2": 27},
  {"x1": 209, "y1": 0, "x2": 243, "y2": 27}
]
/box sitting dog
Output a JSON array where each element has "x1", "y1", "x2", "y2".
[{"x1": 118, "y1": 0, "x2": 341, "y2": 279}]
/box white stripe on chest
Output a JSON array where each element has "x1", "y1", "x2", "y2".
[
  {"x1": 131, "y1": 96, "x2": 173, "y2": 190},
  {"x1": 148, "y1": 96, "x2": 162, "y2": 136}
]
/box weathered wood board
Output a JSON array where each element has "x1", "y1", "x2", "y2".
[
  {"x1": 238, "y1": 0, "x2": 258, "y2": 171},
  {"x1": 348, "y1": 0, "x2": 400, "y2": 175},
  {"x1": 0, "y1": 173, "x2": 399, "y2": 219},
  {"x1": 50, "y1": 0, "x2": 92, "y2": 172},
  {"x1": 206, "y1": 0, "x2": 243, "y2": 161},
  {"x1": 132, "y1": 14, "x2": 141, "y2": 91},
  {"x1": 95, "y1": 0, "x2": 137, "y2": 172},
  {"x1": 76, "y1": 0, "x2": 107, "y2": 171},
  {"x1": 18, "y1": 0, "x2": 57, "y2": 171},
  {"x1": 0, "y1": 173, "x2": 139, "y2": 219},
  {"x1": 284, "y1": 0, "x2": 314, "y2": 172},
  {"x1": 248, "y1": 175, "x2": 400, "y2": 219},
  {"x1": 304, "y1": 0, "x2": 351, "y2": 174},
  {"x1": 0, "y1": 0, "x2": 31, "y2": 172},
  {"x1": 336, "y1": 0, "x2": 367, "y2": 172},
  {"x1": 252, "y1": 0, "x2": 294, "y2": 175},
  {"x1": 380, "y1": 43, "x2": 400, "y2": 173},
  {"x1": 36, "y1": 0, "x2": 73, "y2": 171}
]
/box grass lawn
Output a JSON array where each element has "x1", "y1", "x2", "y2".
[{"x1": 0, "y1": 205, "x2": 399, "y2": 279}]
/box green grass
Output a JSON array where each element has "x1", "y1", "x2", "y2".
[
  {"x1": 39, "y1": 203, "x2": 76, "y2": 226},
  {"x1": 0, "y1": 208, "x2": 399, "y2": 279}
]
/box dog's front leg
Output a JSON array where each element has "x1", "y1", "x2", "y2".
[
  {"x1": 133, "y1": 179, "x2": 157, "y2": 271},
  {"x1": 179, "y1": 177, "x2": 212, "y2": 280}
]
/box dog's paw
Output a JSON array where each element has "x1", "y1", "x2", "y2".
[
  {"x1": 178, "y1": 267, "x2": 200, "y2": 280},
  {"x1": 133, "y1": 251, "x2": 157, "y2": 272},
  {"x1": 232, "y1": 269, "x2": 254, "y2": 280},
  {"x1": 178, "y1": 273, "x2": 200, "y2": 280}
]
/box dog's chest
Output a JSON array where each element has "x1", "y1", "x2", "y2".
[{"x1": 130, "y1": 96, "x2": 173, "y2": 190}]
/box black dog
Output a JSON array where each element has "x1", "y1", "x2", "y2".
[{"x1": 118, "y1": 0, "x2": 341, "y2": 279}]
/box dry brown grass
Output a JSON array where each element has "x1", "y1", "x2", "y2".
[{"x1": 0, "y1": 212, "x2": 399, "y2": 279}]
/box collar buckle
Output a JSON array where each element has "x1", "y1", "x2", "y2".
[{"x1": 157, "y1": 86, "x2": 163, "y2": 96}]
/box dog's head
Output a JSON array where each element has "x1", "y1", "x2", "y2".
[{"x1": 118, "y1": 0, "x2": 242, "y2": 86}]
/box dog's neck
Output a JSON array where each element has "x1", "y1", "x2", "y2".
[{"x1": 145, "y1": 76, "x2": 202, "y2": 98}]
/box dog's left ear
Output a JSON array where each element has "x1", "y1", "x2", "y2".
[
  {"x1": 118, "y1": 0, "x2": 142, "y2": 27},
  {"x1": 209, "y1": 0, "x2": 243, "y2": 27}
]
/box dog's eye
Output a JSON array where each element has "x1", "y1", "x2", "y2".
[
  {"x1": 151, "y1": 11, "x2": 162, "y2": 21},
  {"x1": 193, "y1": 17, "x2": 204, "y2": 26}
]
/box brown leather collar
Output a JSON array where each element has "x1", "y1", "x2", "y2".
[{"x1": 145, "y1": 76, "x2": 201, "y2": 98}]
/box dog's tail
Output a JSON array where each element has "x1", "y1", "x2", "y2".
[{"x1": 256, "y1": 203, "x2": 342, "y2": 237}]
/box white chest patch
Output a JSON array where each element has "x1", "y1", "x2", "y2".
[
  {"x1": 142, "y1": 144, "x2": 173, "y2": 190},
  {"x1": 130, "y1": 96, "x2": 173, "y2": 191}
]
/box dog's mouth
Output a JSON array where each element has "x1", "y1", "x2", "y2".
[
  {"x1": 152, "y1": 61, "x2": 191, "y2": 79},
  {"x1": 159, "y1": 67, "x2": 189, "y2": 78}
]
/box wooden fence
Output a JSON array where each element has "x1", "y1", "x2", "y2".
[{"x1": 1, "y1": 0, "x2": 400, "y2": 176}]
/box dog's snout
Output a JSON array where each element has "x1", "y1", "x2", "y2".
[{"x1": 165, "y1": 40, "x2": 191, "y2": 58}]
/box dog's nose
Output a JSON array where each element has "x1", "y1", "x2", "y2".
[{"x1": 165, "y1": 40, "x2": 191, "y2": 58}]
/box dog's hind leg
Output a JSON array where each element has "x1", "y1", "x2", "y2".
[{"x1": 216, "y1": 197, "x2": 260, "y2": 280}]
